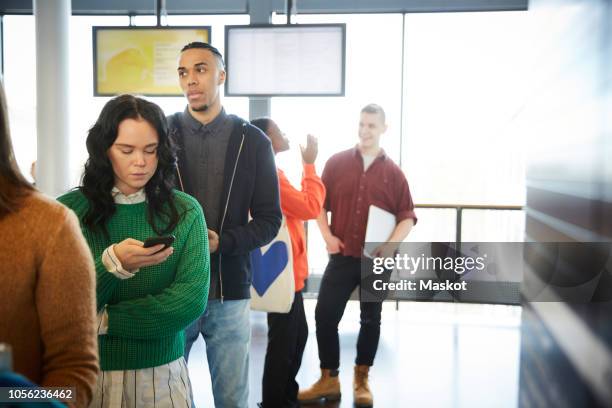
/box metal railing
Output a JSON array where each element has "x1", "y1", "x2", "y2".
[
  {"x1": 304, "y1": 203, "x2": 524, "y2": 299},
  {"x1": 414, "y1": 203, "x2": 524, "y2": 247}
]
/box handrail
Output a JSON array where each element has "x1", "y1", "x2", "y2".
[
  {"x1": 413, "y1": 204, "x2": 524, "y2": 246},
  {"x1": 415, "y1": 203, "x2": 523, "y2": 210},
  {"x1": 304, "y1": 204, "x2": 526, "y2": 300}
]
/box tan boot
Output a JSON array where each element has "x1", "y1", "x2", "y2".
[
  {"x1": 297, "y1": 368, "x2": 341, "y2": 404},
  {"x1": 354, "y1": 365, "x2": 373, "y2": 407}
]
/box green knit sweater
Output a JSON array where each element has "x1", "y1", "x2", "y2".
[{"x1": 58, "y1": 189, "x2": 209, "y2": 370}]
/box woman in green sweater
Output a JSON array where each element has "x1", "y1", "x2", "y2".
[{"x1": 59, "y1": 94, "x2": 209, "y2": 407}]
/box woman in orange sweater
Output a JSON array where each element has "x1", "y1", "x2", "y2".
[
  {"x1": 0, "y1": 83, "x2": 99, "y2": 407},
  {"x1": 251, "y1": 118, "x2": 326, "y2": 408}
]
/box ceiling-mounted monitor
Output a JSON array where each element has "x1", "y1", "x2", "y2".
[
  {"x1": 224, "y1": 24, "x2": 346, "y2": 97},
  {"x1": 93, "y1": 26, "x2": 211, "y2": 96}
]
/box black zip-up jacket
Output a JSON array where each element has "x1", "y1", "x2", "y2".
[{"x1": 169, "y1": 112, "x2": 282, "y2": 300}]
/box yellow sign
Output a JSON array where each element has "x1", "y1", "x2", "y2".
[{"x1": 94, "y1": 27, "x2": 211, "y2": 96}]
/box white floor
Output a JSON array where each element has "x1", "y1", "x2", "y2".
[{"x1": 187, "y1": 300, "x2": 522, "y2": 408}]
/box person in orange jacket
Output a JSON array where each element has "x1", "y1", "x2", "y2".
[{"x1": 251, "y1": 118, "x2": 326, "y2": 408}]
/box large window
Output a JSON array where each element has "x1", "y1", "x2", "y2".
[
  {"x1": 3, "y1": 14, "x2": 249, "y2": 188},
  {"x1": 3, "y1": 11, "x2": 529, "y2": 273},
  {"x1": 270, "y1": 13, "x2": 404, "y2": 274},
  {"x1": 270, "y1": 13, "x2": 404, "y2": 179},
  {"x1": 403, "y1": 11, "x2": 529, "y2": 244},
  {"x1": 267, "y1": 12, "x2": 529, "y2": 274},
  {"x1": 402, "y1": 11, "x2": 529, "y2": 207}
]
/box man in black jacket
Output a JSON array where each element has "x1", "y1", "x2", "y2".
[{"x1": 169, "y1": 42, "x2": 281, "y2": 408}]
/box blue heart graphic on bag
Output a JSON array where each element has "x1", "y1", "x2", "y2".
[{"x1": 251, "y1": 241, "x2": 289, "y2": 296}]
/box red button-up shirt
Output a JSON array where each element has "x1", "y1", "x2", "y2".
[{"x1": 321, "y1": 146, "x2": 417, "y2": 258}]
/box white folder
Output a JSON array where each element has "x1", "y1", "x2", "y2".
[{"x1": 363, "y1": 205, "x2": 396, "y2": 258}]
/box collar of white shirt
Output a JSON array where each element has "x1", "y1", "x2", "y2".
[{"x1": 111, "y1": 187, "x2": 146, "y2": 204}]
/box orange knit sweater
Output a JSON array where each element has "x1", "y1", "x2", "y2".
[
  {"x1": 0, "y1": 191, "x2": 99, "y2": 408},
  {"x1": 278, "y1": 164, "x2": 326, "y2": 292}
]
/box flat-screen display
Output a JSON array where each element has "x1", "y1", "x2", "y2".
[
  {"x1": 224, "y1": 24, "x2": 346, "y2": 96},
  {"x1": 93, "y1": 26, "x2": 211, "y2": 96}
]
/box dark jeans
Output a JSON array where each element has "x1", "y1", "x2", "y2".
[
  {"x1": 262, "y1": 291, "x2": 308, "y2": 408},
  {"x1": 315, "y1": 254, "x2": 384, "y2": 369}
]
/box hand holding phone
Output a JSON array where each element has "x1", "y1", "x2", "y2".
[
  {"x1": 143, "y1": 235, "x2": 176, "y2": 251},
  {"x1": 114, "y1": 236, "x2": 175, "y2": 270}
]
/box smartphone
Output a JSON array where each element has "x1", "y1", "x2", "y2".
[{"x1": 143, "y1": 235, "x2": 175, "y2": 251}]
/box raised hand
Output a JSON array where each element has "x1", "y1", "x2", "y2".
[{"x1": 300, "y1": 134, "x2": 318, "y2": 164}]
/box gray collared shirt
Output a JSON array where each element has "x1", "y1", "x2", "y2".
[{"x1": 178, "y1": 106, "x2": 233, "y2": 233}]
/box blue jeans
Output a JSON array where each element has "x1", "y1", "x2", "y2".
[{"x1": 185, "y1": 299, "x2": 250, "y2": 408}]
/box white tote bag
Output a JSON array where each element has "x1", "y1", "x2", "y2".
[{"x1": 250, "y1": 216, "x2": 295, "y2": 313}]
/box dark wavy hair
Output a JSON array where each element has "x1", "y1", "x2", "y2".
[
  {"x1": 80, "y1": 94, "x2": 179, "y2": 237},
  {"x1": 0, "y1": 80, "x2": 33, "y2": 218}
]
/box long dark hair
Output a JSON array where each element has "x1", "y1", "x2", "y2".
[
  {"x1": 81, "y1": 94, "x2": 180, "y2": 236},
  {"x1": 0, "y1": 80, "x2": 34, "y2": 218}
]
